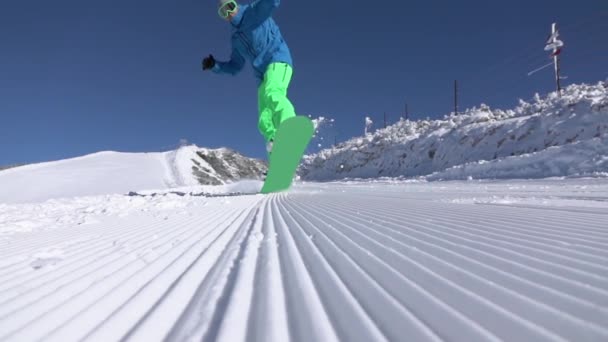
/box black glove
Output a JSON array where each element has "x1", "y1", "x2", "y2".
[{"x1": 202, "y1": 54, "x2": 216, "y2": 71}]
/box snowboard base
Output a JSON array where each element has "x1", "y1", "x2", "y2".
[{"x1": 261, "y1": 116, "x2": 314, "y2": 194}]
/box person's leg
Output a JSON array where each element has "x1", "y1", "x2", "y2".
[
  {"x1": 257, "y1": 62, "x2": 296, "y2": 144},
  {"x1": 257, "y1": 85, "x2": 273, "y2": 142}
]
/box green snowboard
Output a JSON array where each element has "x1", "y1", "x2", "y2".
[{"x1": 261, "y1": 116, "x2": 314, "y2": 194}]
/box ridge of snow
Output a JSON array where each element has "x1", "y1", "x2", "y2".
[
  {"x1": 428, "y1": 135, "x2": 608, "y2": 181},
  {"x1": 301, "y1": 82, "x2": 608, "y2": 181}
]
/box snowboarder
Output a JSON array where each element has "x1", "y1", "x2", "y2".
[{"x1": 202, "y1": 0, "x2": 296, "y2": 156}]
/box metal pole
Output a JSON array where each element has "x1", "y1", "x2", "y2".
[
  {"x1": 405, "y1": 103, "x2": 409, "y2": 120},
  {"x1": 454, "y1": 80, "x2": 459, "y2": 115},
  {"x1": 551, "y1": 23, "x2": 562, "y2": 95},
  {"x1": 384, "y1": 112, "x2": 387, "y2": 128}
]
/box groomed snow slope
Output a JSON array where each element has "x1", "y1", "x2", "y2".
[{"x1": 1, "y1": 179, "x2": 608, "y2": 341}]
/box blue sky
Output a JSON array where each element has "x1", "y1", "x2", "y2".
[{"x1": 0, "y1": 0, "x2": 606, "y2": 166}]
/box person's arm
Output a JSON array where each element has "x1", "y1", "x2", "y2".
[{"x1": 212, "y1": 47, "x2": 246, "y2": 75}]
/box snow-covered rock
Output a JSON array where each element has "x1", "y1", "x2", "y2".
[
  {"x1": 188, "y1": 147, "x2": 267, "y2": 186},
  {"x1": 300, "y1": 82, "x2": 608, "y2": 181}
]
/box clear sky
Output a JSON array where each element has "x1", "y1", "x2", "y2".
[{"x1": 1, "y1": 0, "x2": 606, "y2": 166}]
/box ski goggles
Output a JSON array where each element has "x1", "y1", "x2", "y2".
[{"x1": 218, "y1": 0, "x2": 238, "y2": 19}]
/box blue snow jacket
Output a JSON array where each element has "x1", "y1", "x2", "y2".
[{"x1": 212, "y1": 0, "x2": 293, "y2": 86}]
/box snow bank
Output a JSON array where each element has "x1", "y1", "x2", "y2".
[
  {"x1": 428, "y1": 136, "x2": 608, "y2": 180},
  {"x1": 300, "y1": 82, "x2": 608, "y2": 181}
]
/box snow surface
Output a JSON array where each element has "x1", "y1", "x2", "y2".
[
  {"x1": 2, "y1": 82, "x2": 608, "y2": 341},
  {"x1": 301, "y1": 82, "x2": 608, "y2": 181},
  {"x1": 428, "y1": 136, "x2": 608, "y2": 181},
  {"x1": 1, "y1": 179, "x2": 608, "y2": 341}
]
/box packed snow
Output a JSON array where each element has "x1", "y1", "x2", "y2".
[
  {"x1": 1, "y1": 179, "x2": 608, "y2": 341},
  {"x1": 301, "y1": 82, "x2": 608, "y2": 181}
]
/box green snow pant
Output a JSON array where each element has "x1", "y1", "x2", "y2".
[{"x1": 257, "y1": 62, "x2": 296, "y2": 143}]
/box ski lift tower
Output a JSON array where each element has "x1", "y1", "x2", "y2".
[{"x1": 545, "y1": 23, "x2": 564, "y2": 95}]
